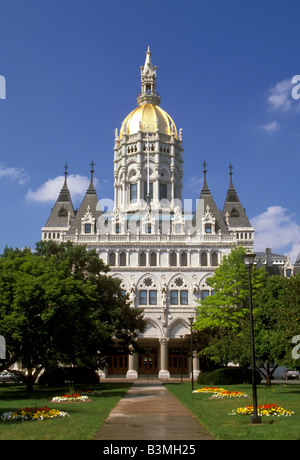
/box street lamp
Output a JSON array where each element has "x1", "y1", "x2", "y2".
[
  {"x1": 243, "y1": 252, "x2": 261, "y2": 424},
  {"x1": 180, "y1": 335, "x2": 183, "y2": 383},
  {"x1": 188, "y1": 315, "x2": 194, "y2": 391}
]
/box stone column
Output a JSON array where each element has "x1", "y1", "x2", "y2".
[
  {"x1": 158, "y1": 338, "x2": 170, "y2": 379},
  {"x1": 189, "y1": 351, "x2": 200, "y2": 380},
  {"x1": 126, "y1": 348, "x2": 138, "y2": 379}
]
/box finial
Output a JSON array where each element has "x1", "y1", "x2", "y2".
[
  {"x1": 87, "y1": 159, "x2": 95, "y2": 192},
  {"x1": 62, "y1": 163, "x2": 69, "y2": 188},
  {"x1": 228, "y1": 162, "x2": 234, "y2": 188},
  {"x1": 202, "y1": 160, "x2": 208, "y2": 190}
]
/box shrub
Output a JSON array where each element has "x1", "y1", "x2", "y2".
[
  {"x1": 197, "y1": 367, "x2": 262, "y2": 385},
  {"x1": 38, "y1": 367, "x2": 100, "y2": 385}
]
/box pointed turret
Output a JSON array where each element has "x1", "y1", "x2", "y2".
[
  {"x1": 67, "y1": 161, "x2": 101, "y2": 236},
  {"x1": 198, "y1": 161, "x2": 228, "y2": 235},
  {"x1": 137, "y1": 46, "x2": 161, "y2": 106},
  {"x1": 222, "y1": 164, "x2": 251, "y2": 228},
  {"x1": 41, "y1": 164, "x2": 75, "y2": 240}
]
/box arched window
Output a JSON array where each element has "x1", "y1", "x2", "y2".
[
  {"x1": 180, "y1": 252, "x2": 187, "y2": 266},
  {"x1": 140, "y1": 252, "x2": 146, "y2": 266},
  {"x1": 211, "y1": 252, "x2": 218, "y2": 266},
  {"x1": 109, "y1": 252, "x2": 116, "y2": 266},
  {"x1": 150, "y1": 252, "x2": 157, "y2": 266},
  {"x1": 170, "y1": 252, "x2": 177, "y2": 266},
  {"x1": 200, "y1": 252, "x2": 207, "y2": 266},
  {"x1": 119, "y1": 252, "x2": 126, "y2": 266}
]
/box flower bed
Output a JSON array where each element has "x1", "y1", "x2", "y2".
[
  {"x1": 193, "y1": 387, "x2": 248, "y2": 399},
  {"x1": 1, "y1": 406, "x2": 69, "y2": 422},
  {"x1": 193, "y1": 387, "x2": 225, "y2": 394},
  {"x1": 50, "y1": 393, "x2": 92, "y2": 403},
  {"x1": 229, "y1": 404, "x2": 294, "y2": 417},
  {"x1": 210, "y1": 390, "x2": 249, "y2": 399}
]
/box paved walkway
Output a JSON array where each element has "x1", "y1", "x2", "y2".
[{"x1": 93, "y1": 380, "x2": 214, "y2": 440}]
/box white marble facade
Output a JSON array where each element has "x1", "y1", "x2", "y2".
[{"x1": 42, "y1": 48, "x2": 254, "y2": 379}]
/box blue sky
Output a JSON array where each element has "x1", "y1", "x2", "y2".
[{"x1": 0, "y1": 0, "x2": 299, "y2": 262}]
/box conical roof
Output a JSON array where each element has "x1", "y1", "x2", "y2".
[
  {"x1": 221, "y1": 164, "x2": 251, "y2": 227},
  {"x1": 44, "y1": 164, "x2": 75, "y2": 228},
  {"x1": 67, "y1": 161, "x2": 101, "y2": 235},
  {"x1": 199, "y1": 161, "x2": 229, "y2": 234}
]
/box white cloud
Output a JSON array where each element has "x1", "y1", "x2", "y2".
[
  {"x1": 186, "y1": 176, "x2": 203, "y2": 192},
  {"x1": 259, "y1": 120, "x2": 280, "y2": 133},
  {"x1": 25, "y1": 174, "x2": 97, "y2": 203},
  {"x1": 0, "y1": 165, "x2": 29, "y2": 185},
  {"x1": 266, "y1": 79, "x2": 293, "y2": 111},
  {"x1": 251, "y1": 206, "x2": 300, "y2": 263}
]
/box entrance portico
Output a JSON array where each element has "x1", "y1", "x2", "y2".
[{"x1": 105, "y1": 337, "x2": 199, "y2": 380}]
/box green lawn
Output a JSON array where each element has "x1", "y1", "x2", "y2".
[
  {"x1": 165, "y1": 382, "x2": 300, "y2": 440},
  {"x1": 0, "y1": 382, "x2": 131, "y2": 440}
]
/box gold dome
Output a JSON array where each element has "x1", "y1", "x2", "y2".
[{"x1": 120, "y1": 104, "x2": 178, "y2": 140}]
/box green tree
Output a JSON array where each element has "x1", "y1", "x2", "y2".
[
  {"x1": 0, "y1": 242, "x2": 146, "y2": 391},
  {"x1": 194, "y1": 247, "x2": 300, "y2": 386},
  {"x1": 194, "y1": 246, "x2": 266, "y2": 332}
]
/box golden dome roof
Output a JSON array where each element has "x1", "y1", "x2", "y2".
[{"x1": 120, "y1": 104, "x2": 178, "y2": 140}]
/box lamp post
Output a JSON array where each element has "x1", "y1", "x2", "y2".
[
  {"x1": 243, "y1": 252, "x2": 261, "y2": 424},
  {"x1": 180, "y1": 335, "x2": 183, "y2": 383},
  {"x1": 188, "y1": 316, "x2": 194, "y2": 391}
]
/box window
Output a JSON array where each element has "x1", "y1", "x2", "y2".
[
  {"x1": 130, "y1": 183, "x2": 137, "y2": 203},
  {"x1": 85, "y1": 223, "x2": 92, "y2": 234},
  {"x1": 201, "y1": 252, "x2": 208, "y2": 266},
  {"x1": 119, "y1": 252, "x2": 126, "y2": 266},
  {"x1": 140, "y1": 252, "x2": 146, "y2": 266},
  {"x1": 139, "y1": 290, "x2": 147, "y2": 305},
  {"x1": 201, "y1": 290, "x2": 210, "y2": 300},
  {"x1": 170, "y1": 290, "x2": 178, "y2": 305},
  {"x1": 211, "y1": 252, "x2": 218, "y2": 266},
  {"x1": 147, "y1": 223, "x2": 152, "y2": 234},
  {"x1": 109, "y1": 252, "x2": 116, "y2": 266},
  {"x1": 150, "y1": 252, "x2": 157, "y2": 266},
  {"x1": 170, "y1": 252, "x2": 177, "y2": 266},
  {"x1": 180, "y1": 290, "x2": 188, "y2": 305},
  {"x1": 159, "y1": 183, "x2": 167, "y2": 200},
  {"x1": 205, "y1": 224, "x2": 212, "y2": 234},
  {"x1": 149, "y1": 290, "x2": 157, "y2": 305},
  {"x1": 115, "y1": 223, "x2": 120, "y2": 233},
  {"x1": 180, "y1": 252, "x2": 187, "y2": 266}
]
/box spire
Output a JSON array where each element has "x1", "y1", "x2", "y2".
[
  {"x1": 199, "y1": 161, "x2": 228, "y2": 234},
  {"x1": 201, "y1": 160, "x2": 210, "y2": 194},
  {"x1": 66, "y1": 160, "x2": 100, "y2": 236},
  {"x1": 44, "y1": 164, "x2": 75, "y2": 228},
  {"x1": 87, "y1": 159, "x2": 96, "y2": 194},
  {"x1": 57, "y1": 163, "x2": 72, "y2": 202},
  {"x1": 144, "y1": 46, "x2": 153, "y2": 71},
  {"x1": 137, "y1": 47, "x2": 160, "y2": 106},
  {"x1": 221, "y1": 163, "x2": 251, "y2": 227},
  {"x1": 228, "y1": 162, "x2": 234, "y2": 189}
]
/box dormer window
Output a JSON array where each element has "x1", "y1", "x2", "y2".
[
  {"x1": 85, "y1": 223, "x2": 92, "y2": 234},
  {"x1": 205, "y1": 224, "x2": 212, "y2": 234}
]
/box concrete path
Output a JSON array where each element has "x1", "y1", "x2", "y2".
[{"x1": 93, "y1": 380, "x2": 214, "y2": 440}]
